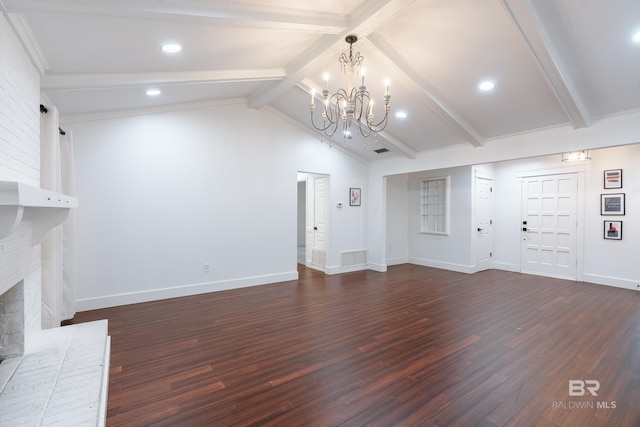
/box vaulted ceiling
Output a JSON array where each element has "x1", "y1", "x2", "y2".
[{"x1": 4, "y1": 0, "x2": 640, "y2": 161}]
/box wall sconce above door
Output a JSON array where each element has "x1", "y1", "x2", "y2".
[{"x1": 561, "y1": 150, "x2": 591, "y2": 161}]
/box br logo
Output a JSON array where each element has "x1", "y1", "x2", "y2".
[{"x1": 569, "y1": 380, "x2": 600, "y2": 396}]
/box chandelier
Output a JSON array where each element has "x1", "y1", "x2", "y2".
[{"x1": 309, "y1": 35, "x2": 390, "y2": 144}]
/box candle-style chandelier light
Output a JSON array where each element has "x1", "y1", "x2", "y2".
[{"x1": 309, "y1": 35, "x2": 390, "y2": 144}]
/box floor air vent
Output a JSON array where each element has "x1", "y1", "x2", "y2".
[{"x1": 341, "y1": 250, "x2": 368, "y2": 267}]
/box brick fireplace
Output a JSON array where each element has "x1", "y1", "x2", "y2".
[
  {"x1": 0, "y1": 181, "x2": 81, "y2": 356},
  {"x1": 0, "y1": 12, "x2": 108, "y2": 424},
  {"x1": 0, "y1": 185, "x2": 109, "y2": 425}
]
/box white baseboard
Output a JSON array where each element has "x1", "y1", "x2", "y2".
[
  {"x1": 492, "y1": 262, "x2": 519, "y2": 273},
  {"x1": 492, "y1": 263, "x2": 637, "y2": 292},
  {"x1": 386, "y1": 257, "x2": 408, "y2": 266},
  {"x1": 408, "y1": 257, "x2": 474, "y2": 274},
  {"x1": 367, "y1": 262, "x2": 387, "y2": 273},
  {"x1": 582, "y1": 273, "x2": 639, "y2": 291},
  {"x1": 75, "y1": 267, "x2": 637, "y2": 313},
  {"x1": 304, "y1": 262, "x2": 326, "y2": 273},
  {"x1": 325, "y1": 264, "x2": 369, "y2": 275},
  {"x1": 76, "y1": 271, "x2": 299, "y2": 311}
]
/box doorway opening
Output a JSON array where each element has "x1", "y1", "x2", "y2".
[
  {"x1": 474, "y1": 173, "x2": 494, "y2": 272},
  {"x1": 297, "y1": 172, "x2": 329, "y2": 272}
]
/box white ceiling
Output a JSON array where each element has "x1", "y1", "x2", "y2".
[{"x1": 4, "y1": 0, "x2": 640, "y2": 161}]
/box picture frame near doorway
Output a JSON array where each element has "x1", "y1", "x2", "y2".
[
  {"x1": 350, "y1": 188, "x2": 361, "y2": 206},
  {"x1": 601, "y1": 193, "x2": 625, "y2": 215},
  {"x1": 603, "y1": 169, "x2": 623, "y2": 189},
  {"x1": 604, "y1": 221, "x2": 623, "y2": 240}
]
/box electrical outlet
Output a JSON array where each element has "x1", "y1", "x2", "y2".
[{"x1": 203, "y1": 263, "x2": 211, "y2": 273}]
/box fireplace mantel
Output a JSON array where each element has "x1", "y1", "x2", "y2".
[{"x1": 0, "y1": 181, "x2": 78, "y2": 245}]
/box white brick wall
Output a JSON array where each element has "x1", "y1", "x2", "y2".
[
  {"x1": 0, "y1": 13, "x2": 43, "y2": 356},
  {"x1": 0, "y1": 16, "x2": 40, "y2": 187}
]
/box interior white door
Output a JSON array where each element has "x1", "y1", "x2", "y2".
[
  {"x1": 312, "y1": 176, "x2": 328, "y2": 267},
  {"x1": 521, "y1": 173, "x2": 578, "y2": 279},
  {"x1": 475, "y1": 176, "x2": 493, "y2": 271}
]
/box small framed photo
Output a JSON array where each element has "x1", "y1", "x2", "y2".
[
  {"x1": 604, "y1": 221, "x2": 622, "y2": 240},
  {"x1": 601, "y1": 193, "x2": 625, "y2": 215},
  {"x1": 604, "y1": 169, "x2": 622, "y2": 189},
  {"x1": 349, "y1": 188, "x2": 361, "y2": 206}
]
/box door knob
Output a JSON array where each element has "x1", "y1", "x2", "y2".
[{"x1": 477, "y1": 227, "x2": 483, "y2": 232}]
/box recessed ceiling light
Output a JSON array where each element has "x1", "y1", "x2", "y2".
[
  {"x1": 478, "y1": 80, "x2": 495, "y2": 92},
  {"x1": 633, "y1": 31, "x2": 640, "y2": 43},
  {"x1": 395, "y1": 111, "x2": 407, "y2": 119},
  {"x1": 146, "y1": 89, "x2": 161, "y2": 96},
  {"x1": 161, "y1": 43, "x2": 182, "y2": 53}
]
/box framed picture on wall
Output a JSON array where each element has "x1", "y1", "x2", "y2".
[
  {"x1": 349, "y1": 188, "x2": 361, "y2": 206},
  {"x1": 603, "y1": 220, "x2": 622, "y2": 240},
  {"x1": 601, "y1": 193, "x2": 625, "y2": 215},
  {"x1": 604, "y1": 169, "x2": 622, "y2": 189}
]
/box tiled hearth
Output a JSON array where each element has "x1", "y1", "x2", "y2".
[{"x1": 0, "y1": 321, "x2": 110, "y2": 426}]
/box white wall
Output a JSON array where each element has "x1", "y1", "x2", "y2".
[
  {"x1": 583, "y1": 145, "x2": 639, "y2": 289},
  {"x1": 492, "y1": 145, "x2": 639, "y2": 290},
  {"x1": 368, "y1": 110, "x2": 640, "y2": 273},
  {"x1": 69, "y1": 102, "x2": 369, "y2": 310},
  {"x1": 0, "y1": 13, "x2": 43, "y2": 349},
  {"x1": 385, "y1": 174, "x2": 408, "y2": 265},
  {"x1": 406, "y1": 166, "x2": 474, "y2": 273},
  {"x1": 379, "y1": 139, "x2": 639, "y2": 290},
  {"x1": 0, "y1": 18, "x2": 40, "y2": 186},
  {"x1": 491, "y1": 154, "x2": 580, "y2": 273},
  {"x1": 384, "y1": 166, "x2": 481, "y2": 273}
]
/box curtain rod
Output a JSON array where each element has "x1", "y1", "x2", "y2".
[{"x1": 39, "y1": 104, "x2": 66, "y2": 136}]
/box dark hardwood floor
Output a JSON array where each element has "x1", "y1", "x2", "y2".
[{"x1": 67, "y1": 265, "x2": 640, "y2": 426}]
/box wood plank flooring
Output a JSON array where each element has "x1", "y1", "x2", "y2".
[{"x1": 67, "y1": 265, "x2": 640, "y2": 426}]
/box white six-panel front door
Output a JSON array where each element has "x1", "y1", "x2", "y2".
[{"x1": 521, "y1": 173, "x2": 578, "y2": 279}]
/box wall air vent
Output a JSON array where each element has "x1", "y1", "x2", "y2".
[{"x1": 374, "y1": 148, "x2": 389, "y2": 154}]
